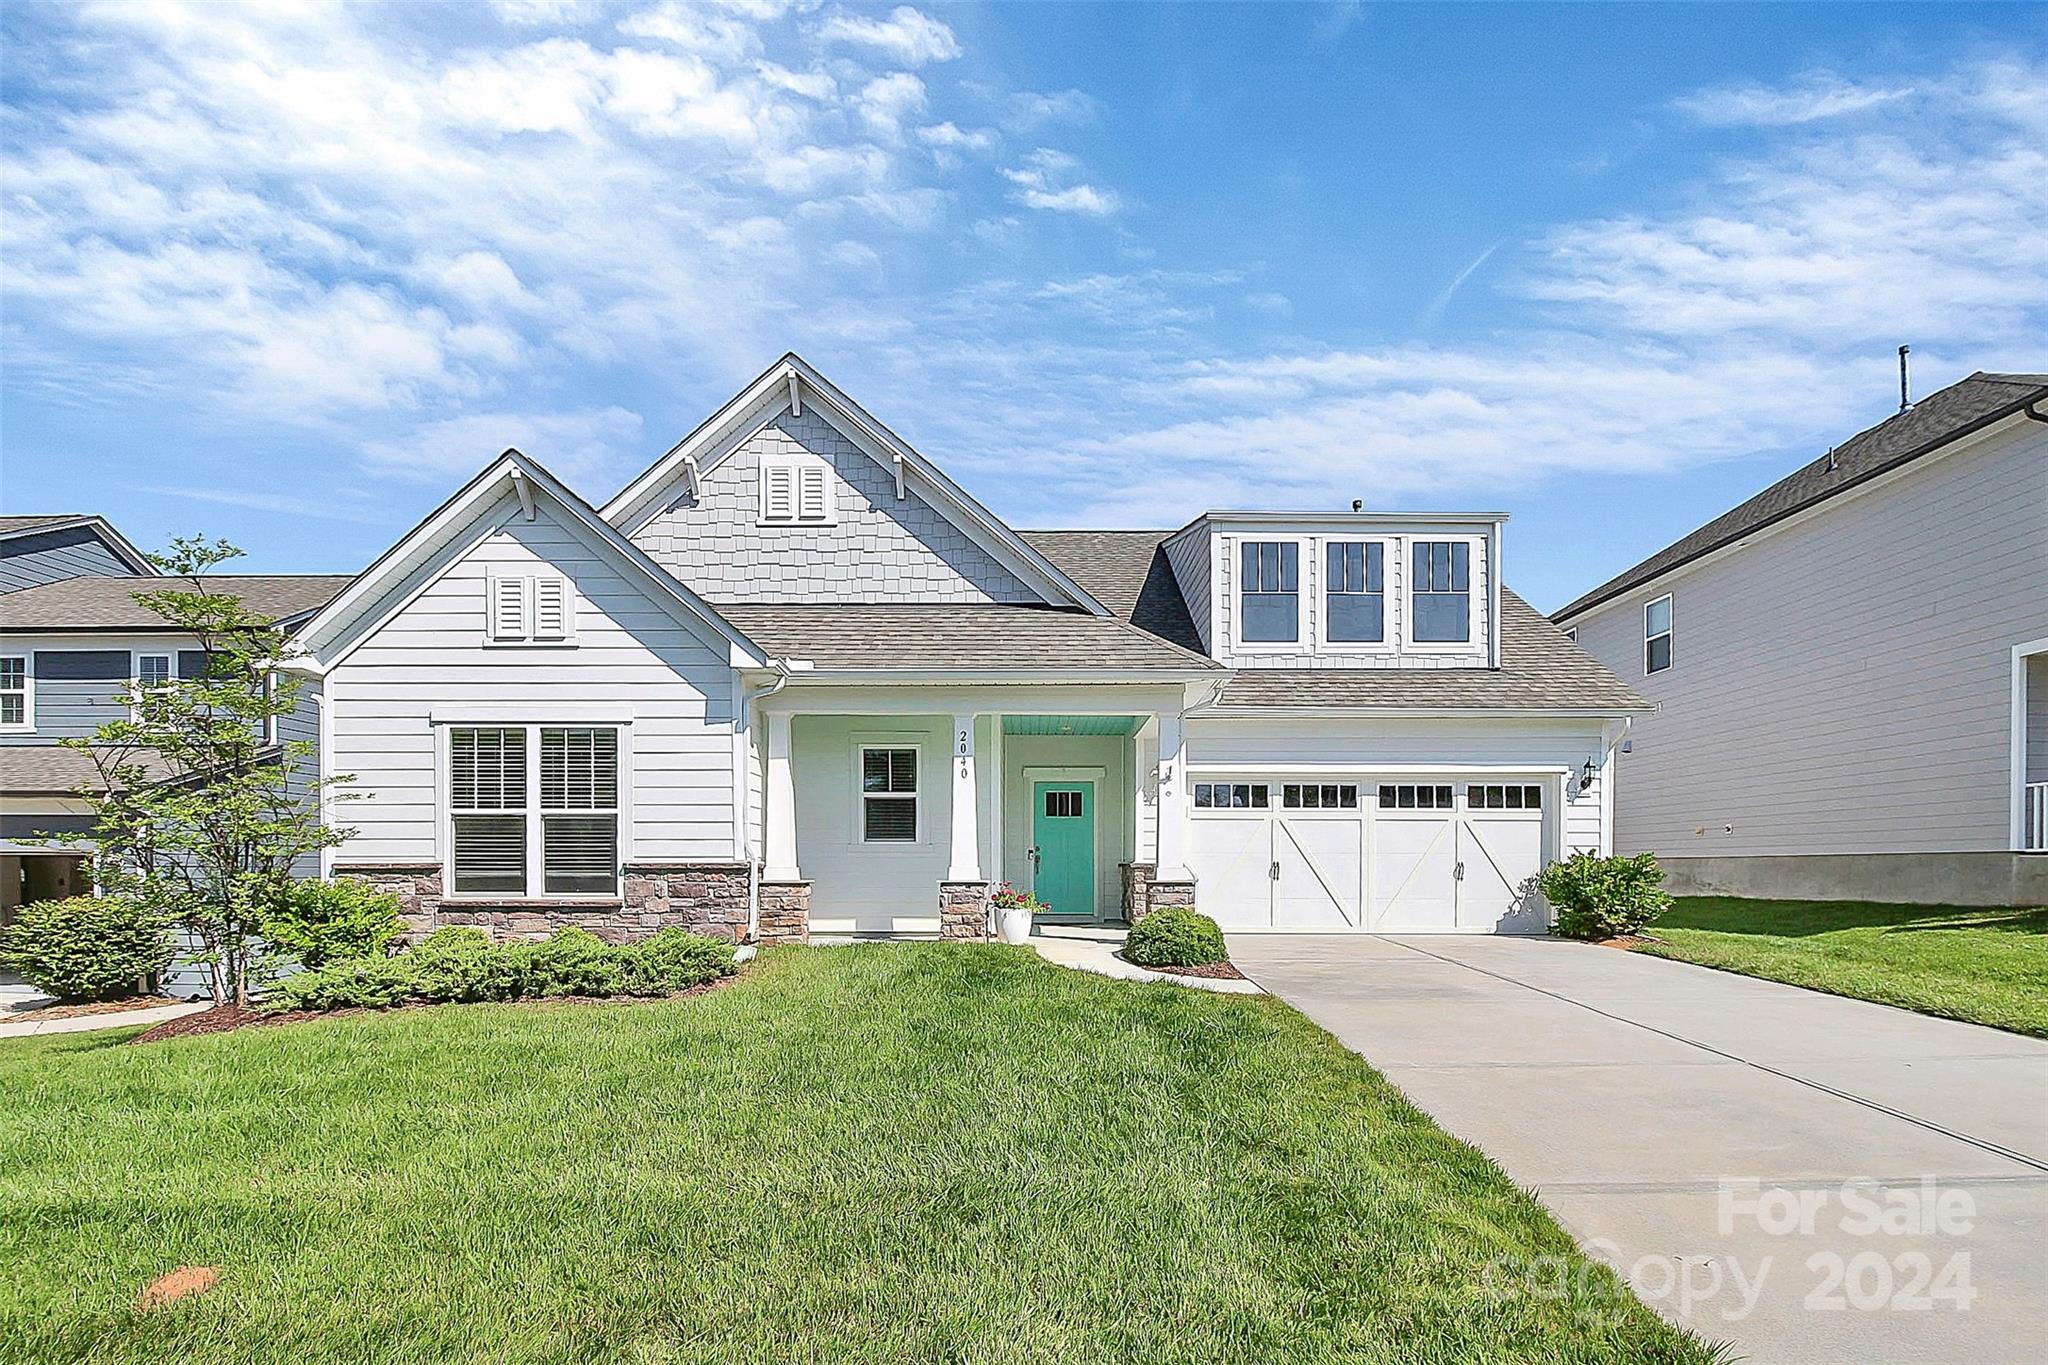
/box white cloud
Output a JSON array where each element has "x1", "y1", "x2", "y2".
[
  {"x1": 854, "y1": 71, "x2": 927, "y2": 138},
  {"x1": 493, "y1": 0, "x2": 602, "y2": 25},
  {"x1": 361, "y1": 406, "x2": 646, "y2": 484},
  {"x1": 1002, "y1": 88, "x2": 1097, "y2": 131},
  {"x1": 1002, "y1": 148, "x2": 1121, "y2": 216},
  {"x1": 815, "y1": 6, "x2": 960, "y2": 65},
  {"x1": 1674, "y1": 73, "x2": 1915, "y2": 126},
  {"x1": 917, "y1": 121, "x2": 995, "y2": 151}
]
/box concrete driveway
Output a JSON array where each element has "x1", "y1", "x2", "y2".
[{"x1": 1230, "y1": 934, "x2": 2048, "y2": 1365}]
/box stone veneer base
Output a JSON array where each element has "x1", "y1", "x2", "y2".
[
  {"x1": 938, "y1": 881, "x2": 990, "y2": 940},
  {"x1": 1120, "y1": 862, "x2": 1195, "y2": 920},
  {"x1": 335, "y1": 862, "x2": 753, "y2": 943},
  {"x1": 756, "y1": 880, "x2": 811, "y2": 946}
]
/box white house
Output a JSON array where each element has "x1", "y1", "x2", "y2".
[
  {"x1": 1553, "y1": 370, "x2": 2048, "y2": 907},
  {"x1": 288, "y1": 356, "x2": 1646, "y2": 943}
]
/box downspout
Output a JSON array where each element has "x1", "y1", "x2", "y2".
[
  {"x1": 2024, "y1": 401, "x2": 2048, "y2": 425},
  {"x1": 738, "y1": 659, "x2": 795, "y2": 948}
]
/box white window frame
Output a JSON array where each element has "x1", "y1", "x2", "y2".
[
  {"x1": 1406, "y1": 536, "x2": 1478, "y2": 651},
  {"x1": 1237, "y1": 539, "x2": 1301, "y2": 646},
  {"x1": 126, "y1": 650, "x2": 176, "y2": 718},
  {"x1": 1644, "y1": 593, "x2": 1673, "y2": 675},
  {"x1": 486, "y1": 574, "x2": 575, "y2": 647},
  {"x1": 855, "y1": 740, "x2": 922, "y2": 846},
  {"x1": 758, "y1": 454, "x2": 837, "y2": 527},
  {"x1": 0, "y1": 654, "x2": 31, "y2": 732},
  {"x1": 441, "y1": 722, "x2": 628, "y2": 901},
  {"x1": 1320, "y1": 537, "x2": 1391, "y2": 651}
]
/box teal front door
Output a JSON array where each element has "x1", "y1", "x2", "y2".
[{"x1": 1031, "y1": 780, "x2": 1096, "y2": 920}]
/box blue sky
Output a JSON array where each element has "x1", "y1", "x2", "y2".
[{"x1": 3, "y1": 1, "x2": 2043, "y2": 611}]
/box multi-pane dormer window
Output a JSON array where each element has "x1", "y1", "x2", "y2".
[
  {"x1": 1325, "y1": 541, "x2": 1385, "y2": 643},
  {"x1": 1410, "y1": 541, "x2": 1471, "y2": 643},
  {"x1": 1239, "y1": 541, "x2": 1299, "y2": 642}
]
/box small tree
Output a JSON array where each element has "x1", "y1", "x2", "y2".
[{"x1": 59, "y1": 537, "x2": 355, "y2": 1006}]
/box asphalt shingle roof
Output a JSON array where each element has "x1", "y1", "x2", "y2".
[
  {"x1": 716, "y1": 602, "x2": 1219, "y2": 672},
  {"x1": 0, "y1": 574, "x2": 354, "y2": 631},
  {"x1": 0, "y1": 515, "x2": 91, "y2": 535},
  {"x1": 1554, "y1": 371, "x2": 2048, "y2": 622},
  {"x1": 1019, "y1": 530, "x2": 1207, "y2": 653},
  {"x1": 0, "y1": 745, "x2": 176, "y2": 796}
]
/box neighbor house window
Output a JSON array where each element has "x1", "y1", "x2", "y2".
[
  {"x1": 450, "y1": 725, "x2": 621, "y2": 897},
  {"x1": 135, "y1": 654, "x2": 172, "y2": 689},
  {"x1": 1239, "y1": 541, "x2": 1298, "y2": 643},
  {"x1": 0, "y1": 656, "x2": 27, "y2": 729},
  {"x1": 1562, "y1": 626, "x2": 1578, "y2": 642},
  {"x1": 1644, "y1": 594, "x2": 1673, "y2": 674},
  {"x1": 1325, "y1": 542, "x2": 1385, "y2": 643},
  {"x1": 1410, "y1": 541, "x2": 1470, "y2": 643},
  {"x1": 861, "y1": 746, "x2": 918, "y2": 842},
  {"x1": 760, "y1": 457, "x2": 834, "y2": 525}
]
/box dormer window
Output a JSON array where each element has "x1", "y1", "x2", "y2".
[
  {"x1": 1410, "y1": 541, "x2": 1470, "y2": 643},
  {"x1": 1239, "y1": 541, "x2": 1298, "y2": 643},
  {"x1": 1325, "y1": 541, "x2": 1385, "y2": 643},
  {"x1": 760, "y1": 456, "x2": 834, "y2": 525}
]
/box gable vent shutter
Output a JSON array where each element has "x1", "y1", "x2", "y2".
[
  {"x1": 533, "y1": 577, "x2": 570, "y2": 640},
  {"x1": 797, "y1": 464, "x2": 830, "y2": 523},
  {"x1": 762, "y1": 463, "x2": 795, "y2": 522},
  {"x1": 491, "y1": 576, "x2": 528, "y2": 641}
]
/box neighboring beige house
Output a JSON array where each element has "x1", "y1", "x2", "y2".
[
  {"x1": 1554, "y1": 371, "x2": 2048, "y2": 907},
  {"x1": 288, "y1": 355, "x2": 1646, "y2": 944}
]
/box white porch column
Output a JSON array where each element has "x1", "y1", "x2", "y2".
[
  {"x1": 763, "y1": 709, "x2": 800, "y2": 881},
  {"x1": 946, "y1": 711, "x2": 982, "y2": 882},
  {"x1": 1154, "y1": 707, "x2": 1192, "y2": 882}
]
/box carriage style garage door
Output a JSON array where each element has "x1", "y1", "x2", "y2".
[{"x1": 1188, "y1": 778, "x2": 1551, "y2": 933}]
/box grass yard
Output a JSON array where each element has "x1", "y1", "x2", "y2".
[
  {"x1": 1639, "y1": 897, "x2": 2048, "y2": 1037},
  {"x1": 0, "y1": 944, "x2": 1714, "y2": 1364}
]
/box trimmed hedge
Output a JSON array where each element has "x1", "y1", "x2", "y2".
[
  {"x1": 1540, "y1": 851, "x2": 1672, "y2": 941},
  {"x1": 0, "y1": 895, "x2": 175, "y2": 1002},
  {"x1": 1124, "y1": 907, "x2": 1228, "y2": 968},
  {"x1": 267, "y1": 926, "x2": 739, "y2": 1012}
]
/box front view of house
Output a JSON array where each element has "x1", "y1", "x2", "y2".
[{"x1": 288, "y1": 356, "x2": 1645, "y2": 942}]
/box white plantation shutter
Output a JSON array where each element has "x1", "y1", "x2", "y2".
[
  {"x1": 761, "y1": 462, "x2": 796, "y2": 522},
  {"x1": 490, "y1": 576, "x2": 528, "y2": 641},
  {"x1": 533, "y1": 576, "x2": 571, "y2": 640},
  {"x1": 797, "y1": 464, "x2": 830, "y2": 522}
]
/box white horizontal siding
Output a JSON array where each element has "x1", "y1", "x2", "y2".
[
  {"x1": 325, "y1": 495, "x2": 739, "y2": 867},
  {"x1": 1570, "y1": 418, "x2": 2048, "y2": 857}
]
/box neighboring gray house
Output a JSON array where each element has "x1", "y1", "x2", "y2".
[
  {"x1": 1554, "y1": 371, "x2": 2048, "y2": 907},
  {"x1": 0, "y1": 559, "x2": 352, "y2": 922},
  {"x1": 289, "y1": 355, "x2": 1645, "y2": 945},
  {"x1": 0, "y1": 514, "x2": 154, "y2": 592}
]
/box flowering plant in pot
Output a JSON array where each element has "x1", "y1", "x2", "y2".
[{"x1": 988, "y1": 883, "x2": 1041, "y2": 945}]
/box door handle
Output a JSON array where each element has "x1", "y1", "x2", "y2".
[
  {"x1": 1028, "y1": 846, "x2": 1041, "y2": 870},
  {"x1": 1269, "y1": 861, "x2": 1281, "y2": 881},
  {"x1": 1454, "y1": 861, "x2": 1465, "y2": 880}
]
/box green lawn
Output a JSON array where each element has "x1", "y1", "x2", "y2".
[
  {"x1": 1638, "y1": 897, "x2": 2048, "y2": 1037},
  {"x1": 1, "y1": 945, "x2": 1713, "y2": 1364}
]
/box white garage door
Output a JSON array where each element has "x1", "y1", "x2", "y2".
[{"x1": 1190, "y1": 778, "x2": 1549, "y2": 934}]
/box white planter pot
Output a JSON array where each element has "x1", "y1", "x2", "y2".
[{"x1": 998, "y1": 906, "x2": 1033, "y2": 945}]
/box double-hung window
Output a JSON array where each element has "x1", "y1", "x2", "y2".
[
  {"x1": 1644, "y1": 594, "x2": 1673, "y2": 674},
  {"x1": 1410, "y1": 541, "x2": 1470, "y2": 643},
  {"x1": 1324, "y1": 541, "x2": 1385, "y2": 643},
  {"x1": 0, "y1": 656, "x2": 28, "y2": 729},
  {"x1": 1239, "y1": 541, "x2": 1298, "y2": 643},
  {"x1": 449, "y1": 725, "x2": 621, "y2": 897},
  {"x1": 860, "y1": 746, "x2": 919, "y2": 842}
]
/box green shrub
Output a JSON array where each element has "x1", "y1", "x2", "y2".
[
  {"x1": 260, "y1": 879, "x2": 405, "y2": 970},
  {"x1": 1539, "y1": 851, "x2": 1673, "y2": 940},
  {"x1": 409, "y1": 927, "x2": 527, "y2": 1003},
  {"x1": 514, "y1": 927, "x2": 624, "y2": 997},
  {"x1": 0, "y1": 895, "x2": 174, "y2": 1001},
  {"x1": 1124, "y1": 907, "x2": 1228, "y2": 968},
  {"x1": 269, "y1": 954, "x2": 418, "y2": 1011},
  {"x1": 616, "y1": 929, "x2": 738, "y2": 995}
]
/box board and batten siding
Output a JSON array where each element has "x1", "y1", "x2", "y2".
[
  {"x1": 1568, "y1": 417, "x2": 2048, "y2": 858},
  {"x1": 0, "y1": 524, "x2": 138, "y2": 592},
  {"x1": 631, "y1": 407, "x2": 1041, "y2": 605},
  {"x1": 323, "y1": 498, "x2": 741, "y2": 867}
]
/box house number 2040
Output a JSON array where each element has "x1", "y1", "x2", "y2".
[{"x1": 957, "y1": 729, "x2": 971, "y2": 778}]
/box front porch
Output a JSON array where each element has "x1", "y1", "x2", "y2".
[{"x1": 759, "y1": 688, "x2": 1201, "y2": 939}]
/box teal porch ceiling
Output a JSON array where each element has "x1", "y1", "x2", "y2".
[{"x1": 1001, "y1": 715, "x2": 1141, "y2": 737}]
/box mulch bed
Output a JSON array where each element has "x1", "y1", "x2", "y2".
[
  {"x1": 1124, "y1": 957, "x2": 1248, "y2": 980},
  {"x1": 1595, "y1": 934, "x2": 1666, "y2": 950},
  {"x1": 9, "y1": 995, "x2": 182, "y2": 1021},
  {"x1": 127, "y1": 976, "x2": 739, "y2": 1046}
]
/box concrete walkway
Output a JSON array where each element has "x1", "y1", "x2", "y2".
[
  {"x1": 0, "y1": 969, "x2": 208, "y2": 1039},
  {"x1": 1230, "y1": 934, "x2": 2048, "y2": 1365},
  {"x1": 1030, "y1": 924, "x2": 1263, "y2": 994}
]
